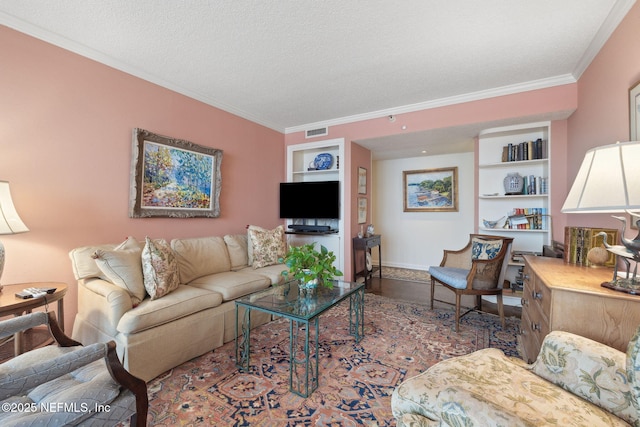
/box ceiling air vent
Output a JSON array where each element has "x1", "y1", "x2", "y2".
[{"x1": 305, "y1": 126, "x2": 328, "y2": 138}]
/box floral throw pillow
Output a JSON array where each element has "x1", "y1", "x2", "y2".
[
  {"x1": 471, "y1": 238, "x2": 503, "y2": 260},
  {"x1": 248, "y1": 225, "x2": 286, "y2": 269},
  {"x1": 142, "y1": 237, "x2": 180, "y2": 300}
]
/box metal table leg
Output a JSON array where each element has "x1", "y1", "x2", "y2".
[
  {"x1": 349, "y1": 286, "x2": 365, "y2": 343},
  {"x1": 235, "y1": 305, "x2": 252, "y2": 370},
  {"x1": 289, "y1": 317, "x2": 319, "y2": 397}
]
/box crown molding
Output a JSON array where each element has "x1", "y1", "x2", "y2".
[
  {"x1": 572, "y1": 0, "x2": 636, "y2": 79},
  {"x1": 285, "y1": 74, "x2": 577, "y2": 135}
]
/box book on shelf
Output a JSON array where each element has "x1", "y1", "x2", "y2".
[
  {"x1": 503, "y1": 138, "x2": 547, "y2": 162},
  {"x1": 506, "y1": 208, "x2": 549, "y2": 230},
  {"x1": 520, "y1": 176, "x2": 548, "y2": 195},
  {"x1": 563, "y1": 226, "x2": 618, "y2": 267}
]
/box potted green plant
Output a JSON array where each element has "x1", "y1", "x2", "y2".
[{"x1": 280, "y1": 243, "x2": 343, "y2": 289}]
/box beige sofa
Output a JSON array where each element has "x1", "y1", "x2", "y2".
[{"x1": 69, "y1": 231, "x2": 287, "y2": 382}]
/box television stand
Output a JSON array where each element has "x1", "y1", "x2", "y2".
[{"x1": 287, "y1": 224, "x2": 332, "y2": 233}]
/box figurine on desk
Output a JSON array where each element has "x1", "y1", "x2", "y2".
[{"x1": 599, "y1": 211, "x2": 640, "y2": 293}]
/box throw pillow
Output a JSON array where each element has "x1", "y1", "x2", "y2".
[
  {"x1": 141, "y1": 237, "x2": 180, "y2": 300},
  {"x1": 92, "y1": 236, "x2": 145, "y2": 306},
  {"x1": 471, "y1": 238, "x2": 503, "y2": 260},
  {"x1": 248, "y1": 225, "x2": 286, "y2": 269}
]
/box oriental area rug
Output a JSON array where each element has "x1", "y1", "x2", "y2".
[{"x1": 138, "y1": 293, "x2": 519, "y2": 426}]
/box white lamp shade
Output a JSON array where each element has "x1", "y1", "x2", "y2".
[
  {"x1": 562, "y1": 141, "x2": 640, "y2": 213},
  {"x1": 0, "y1": 181, "x2": 29, "y2": 234}
]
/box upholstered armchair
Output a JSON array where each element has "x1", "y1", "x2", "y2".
[
  {"x1": 391, "y1": 326, "x2": 640, "y2": 426},
  {"x1": 429, "y1": 234, "x2": 513, "y2": 331},
  {"x1": 0, "y1": 311, "x2": 148, "y2": 426}
]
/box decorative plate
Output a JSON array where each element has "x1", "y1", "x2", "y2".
[{"x1": 314, "y1": 153, "x2": 333, "y2": 170}]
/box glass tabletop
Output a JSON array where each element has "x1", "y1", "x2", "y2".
[{"x1": 236, "y1": 280, "x2": 364, "y2": 320}]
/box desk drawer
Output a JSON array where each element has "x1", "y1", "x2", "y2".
[{"x1": 520, "y1": 308, "x2": 541, "y2": 363}]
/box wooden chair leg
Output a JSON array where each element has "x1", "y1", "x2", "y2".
[
  {"x1": 496, "y1": 293, "x2": 505, "y2": 329},
  {"x1": 430, "y1": 278, "x2": 435, "y2": 309},
  {"x1": 455, "y1": 293, "x2": 461, "y2": 332}
]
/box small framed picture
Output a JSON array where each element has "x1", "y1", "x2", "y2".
[
  {"x1": 358, "y1": 167, "x2": 367, "y2": 194},
  {"x1": 630, "y1": 80, "x2": 640, "y2": 140},
  {"x1": 358, "y1": 197, "x2": 367, "y2": 224}
]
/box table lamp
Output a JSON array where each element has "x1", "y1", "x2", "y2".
[
  {"x1": 0, "y1": 181, "x2": 29, "y2": 292},
  {"x1": 561, "y1": 141, "x2": 640, "y2": 292}
]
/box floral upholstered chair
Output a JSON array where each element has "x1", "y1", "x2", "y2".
[
  {"x1": 429, "y1": 234, "x2": 513, "y2": 332},
  {"x1": 391, "y1": 326, "x2": 640, "y2": 426}
]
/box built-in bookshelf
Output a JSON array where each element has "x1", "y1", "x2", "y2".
[
  {"x1": 477, "y1": 122, "x2": 552, "y2": 291},
  {"x1": 285, "y1": 138, "x2": 345, "y2": 275}
]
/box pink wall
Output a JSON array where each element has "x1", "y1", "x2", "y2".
[
  {"x1": 0, "y1": 26, "x2": 284, "y2": 330},
  {"x1": 566, "y1": 2, "x2": 640, "y2": 234},
  {"x1": 287, "y1": 84, "x2": 578, "y2": 247}
]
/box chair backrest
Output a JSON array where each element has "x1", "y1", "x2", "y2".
[{"x1": 469, "y1": 234, "x2": 513, "y2": 290}]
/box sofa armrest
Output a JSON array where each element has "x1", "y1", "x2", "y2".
[
  {"x1": 531, "y1": 330, "x2": 637, "y2": 425},
  {"x1": 78, "y1": 278, "x2": 133, "y2": 334}
]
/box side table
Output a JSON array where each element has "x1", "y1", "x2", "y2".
[
  {"x1": 353, "y1": 234, "x2": 382, "y2": 286},
  {"x1": 0, "y1": 282, "x2": 67, "y2": 356}
]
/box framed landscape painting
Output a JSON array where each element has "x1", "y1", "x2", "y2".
[
  {"x1": 403, "y1": 167, "x2": 458, "y2": 212},
  {"x1": 129, "y1": 128, "x2": 223, "y2": 218}
]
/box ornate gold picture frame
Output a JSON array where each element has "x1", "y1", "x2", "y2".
[{"x1": 129, "y1": 128, "x2": 222, "y2": 218}]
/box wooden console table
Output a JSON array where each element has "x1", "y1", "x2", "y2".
[
  {"x1": 0, "y1": 282, "x2": 67, "y2": 356},
  {"x1": 520, "y1": 256, "x2": 640, "y2": 363},
  {"x1": 353, "y1": 234, "x2": 382, "y2": 286}
]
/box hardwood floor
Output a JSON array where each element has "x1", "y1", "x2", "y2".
[{"x1": 365, "y1": 276, "x2": 522, "y2": 319}]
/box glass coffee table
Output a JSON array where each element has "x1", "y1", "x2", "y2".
[{"x1": 235, "y1": 280, "x2": 365, "y2": 397}]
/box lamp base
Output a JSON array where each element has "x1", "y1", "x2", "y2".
[{"x1": 601, "y1": 278, "x2": 640, "y2": 295}]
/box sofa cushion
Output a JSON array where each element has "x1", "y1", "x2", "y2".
[
  {"x1": 429, "y1": 266, "x2": 469, "y2": 289},
  {"x1": 224, "y1": 233, "x2": 249, "y2": 270},
  {"x1": 117, "y1": 285, "x2": 223, "y2": 334},
  {"x1": 92, "y1": 237, "x2": 146, "y2": 306},
  {"x1": 248, "y1": 225, "x2": 286, "y2": 268},
  {"x1": 238, "y1": 264, "x2": 288, "y2": 285},
  {"x1": 171, "y1": 236, "x2": 231, "y2": 284},
  {"x1": 142, "y1": 237, "x2": 181, "y2": 300},
  {"x1": 188, "y1": 271, "x2": 270, "y2": 301}
]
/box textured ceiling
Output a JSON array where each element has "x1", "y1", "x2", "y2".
[{"x1": 0, "y1": 1, "x2": 635, "y2": 159}]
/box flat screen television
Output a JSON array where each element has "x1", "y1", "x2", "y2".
[{"x1": 279, "y1": 181, "x2": 340, "y2": 219}]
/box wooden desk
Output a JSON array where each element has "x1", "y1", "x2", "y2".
[
  {"x1": 0, "y1": 282, "x2": 67, "y2": 356},
  {"x1": 353, "y1": 235, "x2": 382, "y2": 286},
  {"x1": 520, "y1": 256, "x2": 640, "y2": 363}
]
